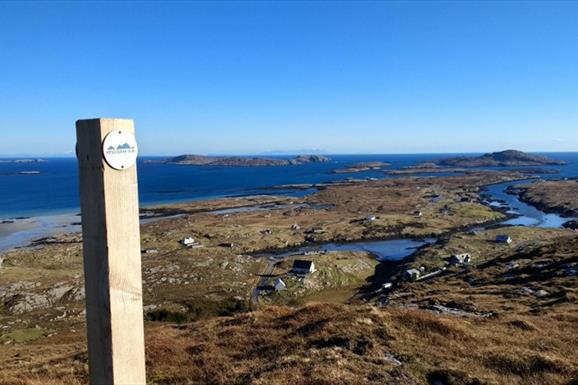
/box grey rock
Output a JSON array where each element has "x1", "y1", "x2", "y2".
[
  {"x1": 519, "y1": 287, "x2": 535, "y2": 295},
  {"x1": 534, "y1": 289, "x2": 549, "y2": 298},
  {"x1": 384, "y1": 352, "x2": 402, "y2": 366},
  {"x1": 5, "y1": 293, "x2": 50, "y2": 314}
]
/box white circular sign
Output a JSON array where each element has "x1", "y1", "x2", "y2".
[{"x1": 102, "y1": 130, "x2": 138, "y2": 170}]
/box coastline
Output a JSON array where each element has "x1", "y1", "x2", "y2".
[{"x1": 0, "y1": 165, "x2": 574, "y2": 253}]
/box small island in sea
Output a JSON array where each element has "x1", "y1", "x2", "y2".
[
  {"x1": 147, "y1": 154, "x2": 331, "y2": 167},
  {"x1": 332, "y1": 161, "x2": 391, "y2": 174},
  {"x1": 423, "y1": 149, "x2": 566, "y2": 167}
]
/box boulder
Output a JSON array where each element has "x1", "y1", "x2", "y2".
[
  {"x1": 534, "y1": 289, "x2": 549, "y2": 298},
  {"x1": 5, "y1": 293, "x2": 50, "y2": 314}
]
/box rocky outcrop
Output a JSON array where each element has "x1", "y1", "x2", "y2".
[{"x1": 2, "y1": 282, "x2": 85, "y2": 314}]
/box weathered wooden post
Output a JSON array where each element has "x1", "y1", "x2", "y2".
[{"x1": 76, "y1": 118, "x2": 146, "y2": 385}]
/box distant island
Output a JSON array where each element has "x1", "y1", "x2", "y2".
[
  {"x1": 148, "y1": 154, "x2": 331, "y2": 167},
  {"x1": 332, "y1": 161, "x2": 391, "y2": 174},
  {"x1": 0, "y1": 159, "x2": 47, "y2": 164},
  {"x1": 423, "y1": 150, "x2": 566, "y2": 167}
]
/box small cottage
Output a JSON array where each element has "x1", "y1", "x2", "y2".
[
  {"x1": 181, "y1": 237, "x2": 196, "y2": 246},
  {"x1": 142, "y1": 247, "x2": 159, "y2": 255},
  {"x1": 273, "y1": 278, "x2": 287, "y2": 291},
  {"x1": 496, "y1": 235, "x2": 513, "y2": 244},
  {"x1": 366, "y1": 215, "x2": 377, "y2": 222},
  {"x1": 404, "y1": 268, "x2": 421, "y2": 281},
  {"x1": 291, "y1": 260, "x2": 316, "y2": 276},
  {"x1": 414, "y1": 211, "x2": 423, "y2": 218},
  {"x1": 450, "y1": 253, "x2": 472, "y2": 265}
]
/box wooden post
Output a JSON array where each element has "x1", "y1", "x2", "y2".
[{"x1": 76, "y1": 118, "x2": 146, "y2": 385}]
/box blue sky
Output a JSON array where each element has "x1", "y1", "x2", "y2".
[{"x1": 1, "y1": 1, "x2": 577, "y2": 156}]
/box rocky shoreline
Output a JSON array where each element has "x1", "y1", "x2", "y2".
[{"x1": 506, "y1": 180, "x2": 578, "y2": 218}]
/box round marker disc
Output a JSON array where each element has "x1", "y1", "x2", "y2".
[{"x1": 102, "y1": 130, "x2": 138, "y2": 170}]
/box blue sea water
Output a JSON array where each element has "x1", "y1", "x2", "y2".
[{"x1": 1, "y1": 153, "x2": 577, "y2": 218}]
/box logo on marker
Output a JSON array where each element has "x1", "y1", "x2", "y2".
[{"x1": 102, "y1": 130, "x2": 138, "y2": 170}]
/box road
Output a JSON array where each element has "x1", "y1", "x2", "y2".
[{"x1": 251, "y1": 259, "x2": 276, "y2": 308}]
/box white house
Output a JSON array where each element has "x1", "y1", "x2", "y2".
[
  {"x1": 181, "y1": 237, "x2": 196, "y2": 246},
  {"x1": 273, "y1": 278, "x2": 287, "y2": 291},
  {"x1": 291, "y1": 260, "x2": 316, "y2": 276}
]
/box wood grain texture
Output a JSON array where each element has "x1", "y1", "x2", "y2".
[{"x1": 76, "y1": 118, "x2": 146, "y2": 385}]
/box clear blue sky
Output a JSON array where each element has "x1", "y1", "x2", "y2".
[{"x1": 1, "y1": 1, "x2": 577, "y2": 156}]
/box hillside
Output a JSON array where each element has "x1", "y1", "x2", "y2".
[
  {"x1": 428, "y1": 150, "x2": 566, "y2": 167},
  {"x1": 2, "y1": 233, "x2": 578, "y2": 385}
]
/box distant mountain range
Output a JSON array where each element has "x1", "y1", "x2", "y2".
[
  {"x1": 147, "y1": 154, "x2": 331, "y2": 167},
  {"x1": 425, "y1": 150, "x2": 567, "y2": 167}
]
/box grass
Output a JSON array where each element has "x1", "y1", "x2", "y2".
[
  {"x1": 146, "y1": 297, "x2": 251, "y2": 323},
  {"x1": 4, "y1": 303, "x2": 576, "y2": 385},
  {"x1": 2, "y1": 328, "x2": 45, "y2": 344}
]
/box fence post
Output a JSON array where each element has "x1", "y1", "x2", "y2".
[{"x1": 76, "y1": 118, "x2": 146, "y2": 385}]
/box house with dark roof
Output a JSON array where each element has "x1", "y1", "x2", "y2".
[
  {"x1": 496, "y1": 235, "x2": 513, "y2": 244},
  {"x1": 290, "y1": 260, "x2": 316, "y2": 276}
]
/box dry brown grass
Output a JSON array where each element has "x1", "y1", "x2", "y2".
[{"x1": 2, "y1": 302, "x2": 577, "y2": 385}]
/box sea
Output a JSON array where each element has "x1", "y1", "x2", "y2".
[{"x1": 1, "y1": 153, "x2": 577, "y2": 250}]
